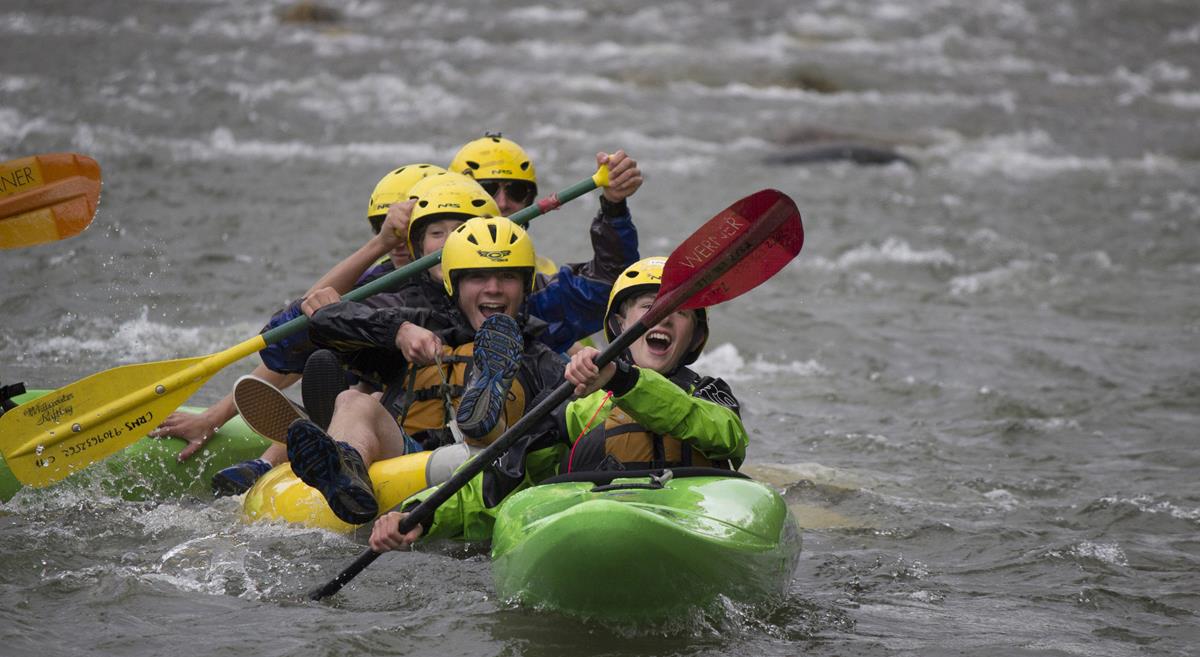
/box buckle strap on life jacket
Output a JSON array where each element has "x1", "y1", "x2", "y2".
[
  {"x1": 394, "y1": 354, "x2": 470, "y2": 424},
  {"x1": 409, "y1": 385, "x2": 466, "y2": 402},
  {"x1": 434, "y1": 352, "x2": 467, "y2": 444}
]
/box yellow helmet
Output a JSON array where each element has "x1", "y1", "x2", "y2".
[
  {"x1": 449, "y1": 133, "x2": 538, "y2": 185},
  {"x1": 366, "y1": 163, "x2": 446, "y2": 233},
  {"x1": 406, "y1": 172, "x2": 501, "y2": 257},
  {"x1": 604, "y1": 257, "x2": 708, "y2": 366},
  {"x1": 441, "y1": 216, "x2": 537, "y2": 297}
]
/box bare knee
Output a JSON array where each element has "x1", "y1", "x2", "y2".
[
  {"x1": 333, "y1": 388, "x2": 375, "y2": 413},
  {"x1": 331, "y1": 389, "x2": 393, "y2": 426}
]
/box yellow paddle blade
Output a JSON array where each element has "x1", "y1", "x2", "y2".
[
  {"x1": 0, "y1": 152, "x2": 101, "y2": 249},
  {"x1": 0, "y1": 336, "x2": 266, "y2": 487}
]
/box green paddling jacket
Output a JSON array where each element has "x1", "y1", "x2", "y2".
[{"x1": 405, "y1": 362, "x2": 748, "y2": 542}]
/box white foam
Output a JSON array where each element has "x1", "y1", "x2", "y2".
[
  {"x1": 1070, "y1": 251, "x2": 1116, "y2": 271},
  {"x1": 786, "y1": 12, "x2": 866, "y2": 38},
  {"x1": 1047, "y1": 70, "x2": 1109, "y2": 87},
  {"x1": 1099, "y1": 495, "x2": 1200, "y2": 522},
  {"x1": 1167, "y1": 191, "x2": 1200, "y2": 218},
  {"x1": 929, "y1": 130, "x2": 1181, "y2": 180},
  {"x1": 12, "y1": 307, "x2": 261, "y2": 364},
  {"x1": 674, "y1": 80, "x2": 1015, "y2": 111},
  {"x1": 0, "y1": 108, "x2": 52, "y2": 146},
  {"x1": 983, "y1": 488, "x2": 1019, "y2": 511},
  {"x1": 887, "y1": 53, "x2": 1038, "y2": 77},
  {"x1": 0, "y1": 76, "x2": 37, "y2": 92},
  {"x1": 816, "y1": 25, "x2": 970, "y2": 57},
  {"x1": 1157, "y1": 91, "x2": 1200, "y2": 110},
  {"x1": 949, "y1": 260, "x2": 1035, "y2": 296},
  {"x1": 1115, "y1": 62, "x2": 1192, "y2": 105},
  {"x1": 693, "y1": 343, "x2": 826, "y2": 382},
  {"x1": 298, "y1": 76, "x2": 468, "y2": 122},
  {"x1": 1168, "y1": 23, "x2": 1200, "y2": 44},
  {"x1": 808, "y1": 237, "x2": 956, "y2": 271},
  {"x1": 68, "y1": 122, "x2": 444, "y2": 166},
  {"x1": 0, "y1": 11, "x2": 110, "y2": 35},
  {"x1": 1070, "y1": 541, "x2": 1128, "y2": 567},
  {"x1": 506, "y1": 6, "x2": 589, "y2": 23}
]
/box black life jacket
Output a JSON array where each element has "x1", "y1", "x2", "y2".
[{"x1": 565, "y1": 366, "x2": 737, "y2": 472}]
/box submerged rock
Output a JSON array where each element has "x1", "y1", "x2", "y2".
[
  {"x1": 766, "y1": 128, "x2": 917, "y2": 168},
  {"x1": 278, "y1": 2, "x2": 342, "y2": 24},
  {"x1": 765, "y1": 143, "x2": 915, "y2": 167}
]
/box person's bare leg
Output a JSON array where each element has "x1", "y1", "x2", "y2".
[
  {"x1": 325, "y1": 389, "x2": 408, "y2": 465},
  {"x1": 286, "y1": 389, "x2": 389, "y2": 525}
]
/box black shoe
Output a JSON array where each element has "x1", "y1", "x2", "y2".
[
  {"x1": 233, "y1": 375, "x2": 306, "y2": 443},
  {"x1": 456, "y1": 314, "x2": 522, "y2": 439},
  {"x1": 302, "y1": 349, "x2": 346, "y2": 431},
  {"x1": 286, "y1": 419, "x2": 377, "y2": 525},
  {"x1": 211, "y1": 458, "x2": 273, "y2": 497}
]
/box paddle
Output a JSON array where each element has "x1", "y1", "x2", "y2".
[
  {"x1": 0, "y1": 153, "x2": 101, "y2": 249},
  {"x1": 308, "y1": 188, "x2": 804, "y2": 601},
  {"x1": 0, "y1": 167, "x2": 610, "y2": 488}
]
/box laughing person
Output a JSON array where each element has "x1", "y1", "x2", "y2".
[
  {"x1": 369, "y1": 257, "x2": 747, "y2": 550},
  {"x1": 555, "y1": 256, "x2": 747, "y2": 472}
]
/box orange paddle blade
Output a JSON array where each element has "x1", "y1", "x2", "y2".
[{"x1": 0, "y1": 153, "x2": 101, "y2": 249}]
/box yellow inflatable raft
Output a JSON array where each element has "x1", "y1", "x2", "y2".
[{"x1": 242, "y1": 443, "x2": 480, "y2": 532}]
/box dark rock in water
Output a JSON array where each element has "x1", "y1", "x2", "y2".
[
  {"x1": 764, "y1": 143, "x2": 916, "y2": 167},
  {"x1": 278, "y1": 2, "x2": 342, "y2": 24},
  {"x1": 785, "y1": 69, "x2": 842, "y2": 94},
  {"x1": 767, "y1": 128, "x2": 917, "y2": 168}
]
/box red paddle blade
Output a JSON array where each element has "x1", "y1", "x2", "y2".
[
  {"x1": 660, "y1": 189, "x2": 803, "y2": 311},
  {"x1": 0, "y1": 153, "x2": 102, "y2": 250}
]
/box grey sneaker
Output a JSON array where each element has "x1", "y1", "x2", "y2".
[
  {"x1": 286, "y1": 419, "x2": 378, "y2": 525},
  {"x1": 456, "y1": 314, "x2": 523, "y2": 439}
]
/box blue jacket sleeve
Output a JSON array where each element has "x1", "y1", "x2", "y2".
[
  {"x1": 257, "y1": 260, "x2": 396, "y2": 374},
  {"x1": 527, "y1": 197, "x2": 639, "y2": 353}
]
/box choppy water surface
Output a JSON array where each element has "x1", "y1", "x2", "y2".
[{"x1": 2, "y1": 0, "x2": 1198, "y2": 655}]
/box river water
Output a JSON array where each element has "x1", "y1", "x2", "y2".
[{"x1": 2, "y1": 0, "x2": 1198, "y2": 655}]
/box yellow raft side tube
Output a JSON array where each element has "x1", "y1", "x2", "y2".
[
  {"x1": 241, "y1": 442, "x2": 480, "y2": 532},
  {"x1": 242, "y1": 451, "x2": 433, "y2": 533}
]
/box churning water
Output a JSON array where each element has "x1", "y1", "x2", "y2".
[{"x1": 2, "y1": 0, "x2": 1198, "y2": 655}]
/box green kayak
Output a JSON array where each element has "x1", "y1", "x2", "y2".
[
  {"x1": 0, "y1": 389, "x2": 271, "y2": 502},
  {"x1": 490, "y1": 468, "x2": 802, "y2": 619}
]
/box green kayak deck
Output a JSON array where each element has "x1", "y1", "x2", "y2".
[
  {"x1": 491, "y1": 468, "x2": 802, "y2": 619},
  {"x1": 0, "y1": 389, "x2": 270, "y2": 502}
]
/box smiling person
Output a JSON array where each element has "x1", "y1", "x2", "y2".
[
  {"x1": 277, "y1": 216, "x2": 567, "y2": 525},
  {"x1": 450, "y1": 133, "x2": 644, "y2": 354},
  {"x1": 368, "y1": 257, "x2": 747, "y2": 549}
]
